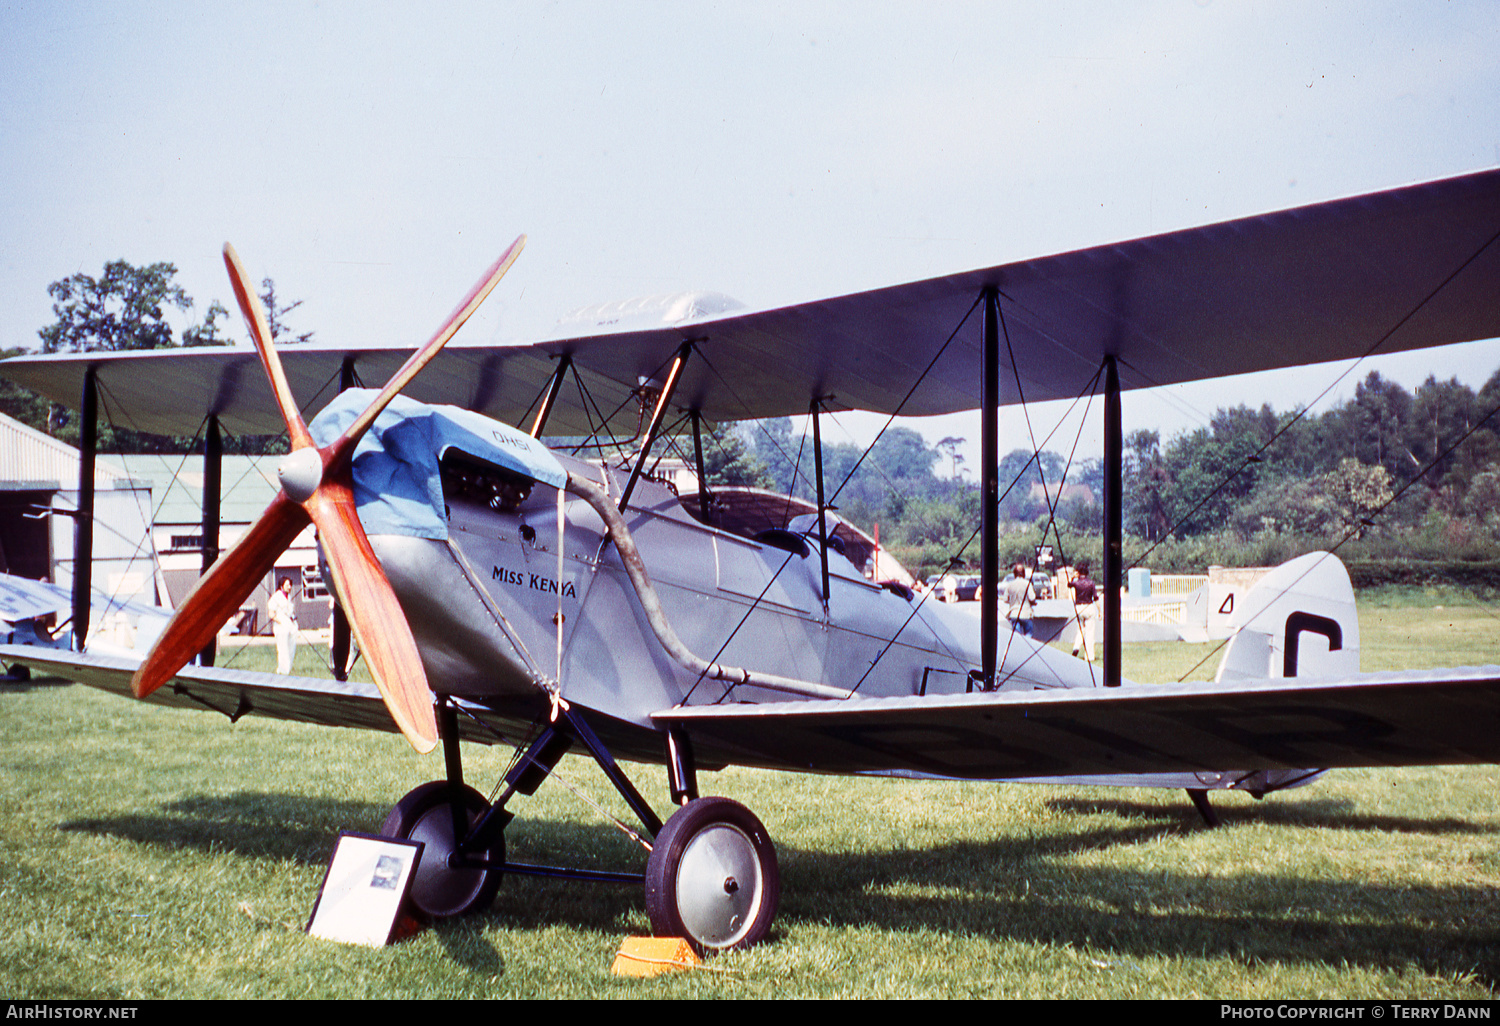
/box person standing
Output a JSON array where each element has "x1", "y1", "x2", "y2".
[
  {"x1": 1003, "y1": 563, "x2": 1036, "y2": 637},
  {"x1": 1069, "y1": 561, "x2": 1099, "y2": 663},
  {"x1": 268, "y1": 577, "x2": 298, "y2": 674}
]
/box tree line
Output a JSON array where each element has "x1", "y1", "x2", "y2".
[{"x1": 1124, "y1": 370, "x2": 1500, "y2": 544}]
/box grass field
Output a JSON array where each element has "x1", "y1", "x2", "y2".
[{"x1": 3, "y1": 592, "x2": 1499, "y2": 999}]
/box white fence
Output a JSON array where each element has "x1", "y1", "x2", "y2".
[
  {"x1": 1121, "y1": 600, "x2": 1190, "y2": 625},
  {"x1": 1146, "y1": 574, "x2": 1208, "y2": 598}
]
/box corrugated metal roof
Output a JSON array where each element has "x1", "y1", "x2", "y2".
[
  {"x1": 110, "y1": 454, "x2": 280, "y2": 525},
  {"x1": 0, "y1": 418, "x2": 280, "y2": 526},
  {"x1": 0, "y1": 413, "x2": 132, "y2": 488}
]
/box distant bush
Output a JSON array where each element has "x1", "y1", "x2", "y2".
[{"x1": 1343, "y1": 559, "x2": 1500, "y2": 596}]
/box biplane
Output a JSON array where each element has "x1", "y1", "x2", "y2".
[{"x1": 4, "y1": 168, "x2": 1500, "y2": 954}]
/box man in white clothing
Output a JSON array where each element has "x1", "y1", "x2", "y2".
[{"x1": 268, "y1": 578, "x2": 298, "y2": 674}]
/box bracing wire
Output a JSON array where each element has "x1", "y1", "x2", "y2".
[{"x1": 1128, "y1": 223, "x2": 1500, "y2": 571}]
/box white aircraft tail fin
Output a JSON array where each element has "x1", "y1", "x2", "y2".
[{"x1": 1214, "y1": 552, "x2": 1360, "y2": 683}]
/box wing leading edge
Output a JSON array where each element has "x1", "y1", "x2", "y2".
[
  {"x1": 5, "y1": 169, "x2": 1499, "y2": 438},
  {"x1": 0, "y1": 645, "x2": 516, "y2": 747},
  {"x1": 653, "y1": 668, "x2": 1500, "y2": 779}
]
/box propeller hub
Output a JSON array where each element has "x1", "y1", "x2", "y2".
[{"x1": 278, "y1": 447, "x2": 324, "y2": 503}]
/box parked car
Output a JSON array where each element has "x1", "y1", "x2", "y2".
[{"x1": 923, "y1": 573, "x2": 980, "y2": 601}]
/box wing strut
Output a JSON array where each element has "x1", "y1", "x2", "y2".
[
  {"x1": 689, "y1": 411, "x2": 711, "y2": 524},
  {"x1": 71, "y1": 368, "x2": 97, "y2": 653},
  {"x1": 1103, "y1": 354, "x2": 1122, "y2": 687},
  {"x1": 619, "y1": 341, "x2": 692, "y2": 511},
  {"x1": 983, "y1": 290, "x2": 1123, "y2": 690},
  {"x1": 810, "y1": 396, "x2": 831, "y2": 615},
  {"x1": 199, "y1": 415, "x2": 222, "y2": 667},
  {"x1": 330, "y1": 356, "x2": 358, "y2": 682},
  {"x1": 980, "y1": 288, "x2": 1000, "y2": 690},
  {"x1": 530, "y1": 355, "x2": 573, "y2": 438}
]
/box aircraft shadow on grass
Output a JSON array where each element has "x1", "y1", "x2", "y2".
[
  {"x1": 59, "y1": 792, "x2": 394, "y2": 865},
  {"x1": 56, "y1": 790, "x2": 1500, "y2": 982},
  {"x1": 1, "y1": 675, "x2": 75, "y2": 694},
  {"x1": 771, "y1": 826, "x2": 1500, "y2": 985},
  {"x1": 1044, "y1": 794, "x2": 1500, "y2": 837}
]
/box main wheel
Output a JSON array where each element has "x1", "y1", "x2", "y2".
[
  {"x1": 645, "y1": 797, "x2": 779, "y2": 953},
  {"x1": 381, "y1": 781, "x2": 503, "y2": 918}
]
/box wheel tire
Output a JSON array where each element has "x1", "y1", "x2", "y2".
[
  {"x1": 381, "y1": 781, "x2": 503, "y2": 918},
  {"x1": 645, "y1": 797, "x2": 779, "y2": 953}
]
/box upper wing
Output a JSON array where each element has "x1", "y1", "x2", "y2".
[
  {"x1": 653, "y1": 667, "x2": 1500, "y2": 779},
  {"x1": 5, "y1": 168, "x2": 1498, "y2": 437}
]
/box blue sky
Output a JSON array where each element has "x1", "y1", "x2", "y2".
[{"x1": 2, "y1": 1, "x2": 1497, "y2": 465}]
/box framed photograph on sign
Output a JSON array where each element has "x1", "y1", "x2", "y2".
[{"x1": 307, "y1": 832, "x2": 424, "y2": 946}]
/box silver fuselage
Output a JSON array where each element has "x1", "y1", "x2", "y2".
[{"x1": 363, "y1": 449, "x2": 1102, "y2": 738}]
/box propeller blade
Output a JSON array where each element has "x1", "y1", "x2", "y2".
[
  {"x1": 133, "y1": 492, "x2": 310, "y2": 698},
  {"x1": 137, "y1": 238, "x2": 526, "y2": 754},
  {"x1": 305, "y1": 476, "x2": 438, "y2": 753},
  {"x1": 223, "y1": 243, "x2": 315, "y2": 451},
  {"x1": 337, "y1": 236, "x2": 526, "y2": 451}
]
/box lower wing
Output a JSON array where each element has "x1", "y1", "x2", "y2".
[
  {"x1": 654, "y1": 668, "x2": 1500, "y2": 779},
  {"x1": 0, "y1": 644, "x2": 525, "y2": 746}
]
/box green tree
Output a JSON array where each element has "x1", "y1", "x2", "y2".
[
  {"x1": 994, "y1": 448, "x2": 1068, "y2": 521},
  {"x1": 1323, "y1": 458, "x2": 1393, "y2": 538},
  {"x1": 38, "y1": 260, "x2": 192, "y2": 353},
  {"x1": 865, "y1": 427, "x2": 938, "y2": 481},
  {"x1": 1231, "y1": 476, "x2": 1333, "y2": 538},
  {"x1": 23, "y1": 261, "x2": 282, "y2": 453},
  {"x1": 936, "y1": 436, "x2": 965, "y2": 480},
  {"x1": 1123, "y1": 429, "x2": 1170, "y2": 540},
  {"x1": 1407, "y1": 375, "x2": 1476, "y2": 485},
  {"x1": 1445, "y1": 430, "x2": 1500, "y2": 505},
  {"x1": 1157, "y1": 405, "x2": 1281, "y2": 535},
  {"x1": 182, "y1": 300, "x2": 230, "y2": 348},
  {"x1": 1266, "y1": 407, "x2": 1338, "y2": 479},
  {"x1": 896, "y1": 491, "x2": 980, "y2": 551},
  {"x1": 1462, "y1": 466, "x2": 1500, "y2": 537},
  {"x1": 1348, "y1": 371, "x2": 1414, "y2": 481},
  {"x1": 701, "y1": 425, "x2": 770, "y2": 488},
  {"x1": 1161, "y1": 430, "x2": 1244, "y2": 535},
  {"x1": 259, "y1": 279, "x2": 314, "y2": 344},
  {"x1": 743, "y1": 418, "x2": 805, "y2": 495}
]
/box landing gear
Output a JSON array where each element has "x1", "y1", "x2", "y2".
[
  {"x1": 387, "y1": 701, "x2": 781, "y2": 952},
  {"x1": 382, "y1": 781, "x2": 504, "y2": 918},
  {"x1": 645, "y1": 797, "x2": 780, "y2": 953},
  {"x1": 1186, "y1": 788, "x2": 1220, "y2": 828}
]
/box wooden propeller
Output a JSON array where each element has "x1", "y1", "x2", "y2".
[{"x1": 131, "y1": 236, "x2": 527, "y2": 754}]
